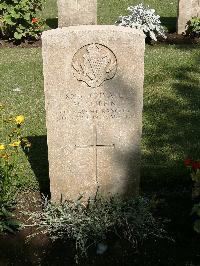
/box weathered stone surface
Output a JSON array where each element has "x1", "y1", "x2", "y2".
[
  {"x1": 57, "y1": 0, "x2": 97, "y2": 27},
  {"x1": 42, "y1": 26, "x2": 145, "y2": 202},
  {"x1": 177, "y1": 0, "x2": 200, "y2": 34}
]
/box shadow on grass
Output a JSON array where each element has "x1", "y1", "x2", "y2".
[
  {"x1": 25, "y1": 135, "x2": 50, "y2": 197},
  {"x1": 141, "y1": 49, "x2": 200, "y2": 192},
  {"x1": 23, "y1": 48, "x2": 199, "y2": 198},
  {"x1": 16, "y1": 47, "x2": 200, "y2": 265},
  {"x1": 175, "y1": 44, "x2": 200, "y2": 50},
  {"x1": 140, "y1": 51, "x2": 200, "y2": 264},
  {"x1": 45, "y1": 18, "x2": 58, "y2": 29},
  {"x1": 160, "y1": 16, "x2": 177, "y2": 33}
]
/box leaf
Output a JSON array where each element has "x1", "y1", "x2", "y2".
[
  {"x1": 23, "y1": 12, "x2": 30, "y2": 21},
  {"x1": 1, "y1": 206, "x2": 13, "y2": 217},
  {"x1": 18, "y1": 24, "x2": 26, "y2": 30},
  {"x1": 3, "y1": 224, "x2": 15, "y2": 233},
  {"x1": 0, "y1": 223, "x2": 4, "y2": 232},
  {"x1": 14, "y1": 31, "x2": 23, "y2": 40},
  {"x1": 3, "y1": 15, "x2": 15, "y2": 25},
  {"x1": 7, "y1": 219, "x2": 22, "y2": 229},
  {"x1": 10, "y1": 10, "x2": 20, "y2": 19},
  {"x1": 0, "y1": 3, "x2": 7, "y2": 10},
  {"x1": 194, "y1": 219, "x2": 200, "y2": 233}
]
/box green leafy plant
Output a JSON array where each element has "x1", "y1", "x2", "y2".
[
  {"x1": 0, "y1": 103, "x2": 30, "y2": 233},
  {"x1": 186, "y1": 17, "x2": 200, "y2": 37},
  {"x1": 184, "y1": 159, "x2": 200, "y2": 233},
  {"x1": 27, "y1": 196, "x2": 168, "y2": 262},
  {"x1": 0, "y1": 0, "x2": 44, "y2": 41}
]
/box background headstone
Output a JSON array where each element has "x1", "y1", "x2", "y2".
[
  {"x1": 42, "y1": 26, "x2": 145, "y2": 202},
  {"x1": 57, "y1": 0, "x2": 97, "y2": 27},
  {"x1": 177, "y1": 0, "x2": 200, "y2": 34}
]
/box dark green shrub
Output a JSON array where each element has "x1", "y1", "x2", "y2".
[
  {"x1": 0, "y1": 0, "x2": 44, "y2": 41},
  {"x1": 186, "y1": 17, "x2": 200, "y2": 37}
]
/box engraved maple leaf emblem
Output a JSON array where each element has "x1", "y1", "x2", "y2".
[{"x1": 72, "y1": 43, "x2": 117, "y2": 88}]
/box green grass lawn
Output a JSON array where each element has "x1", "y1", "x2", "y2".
[
  {"x1": 42, "y1": 0, "x2": 178, "y2": 19},
  {"x1": 0, "y1": 0, "x2": 200, "y2": 264},
  {"x1": 0, "y1": 44, "x2": 199, "y2": 193},
  {"x1": 98, "y1": 0, "x2": 177, "y2": 30},
  {"x1": 0, "y1": 0, "x2": 199, "y2": 192},
  {"x1": 41, "y1": 0, "x2": 178, "y2": 31}
]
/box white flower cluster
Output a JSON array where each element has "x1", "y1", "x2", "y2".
[{"x1": 116, "y1": 3, "x2": 167, "y2": 41}]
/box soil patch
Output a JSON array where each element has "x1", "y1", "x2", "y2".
[
  {"x1": 0, "y1": 191, "x2": 51, "y2": 265},
  {"x1": 0, "y1": 39, "x2": 42, "y2": 48},
  {"x1": 0, "y1": 33, "x2": 199, "y2": 49},
  {"x1": 0, "y1": 192, "x2": 142, "y2": 266},
  {"x1": 0, "y1": 188, "x2": 199, "y2": 266},
  {"x1": 157, "y1": 32, "x2": 200, "y2": 45}
]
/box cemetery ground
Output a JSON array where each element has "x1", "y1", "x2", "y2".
[
  {"x1": 0, "y1": 44, "x2": 199, "y2": 266},
  {"x1": 0, "y1": 0, "x2": 200, "y2": 265}
]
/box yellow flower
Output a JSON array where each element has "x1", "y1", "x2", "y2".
[
  {"x1": 0, "y1": 144, "x2": 5, "y2": 150},
  {"x1": 15, "y1": 115, "x2": 25, "y2": 125},
  {"x1": 9, "y1": 140, "x2": 21, "y2": 147}
]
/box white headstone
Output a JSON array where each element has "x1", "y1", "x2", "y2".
[
  {"x1": 42, "y1": 26, "x2": 145, "y2": 202},
  {"x1": 57, "y1": 0, "x2": 97, "y2": 27}
]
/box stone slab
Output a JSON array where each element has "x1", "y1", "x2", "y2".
[
  {"x1": 177, "y1": 0, "x2": 200, "y2": 34},
  {"x1": 57, "y1": 0, "x2": 97, "y2": 27},
  {"x1": 42, "y1": 26, "x2": 145, "y2": 202}
]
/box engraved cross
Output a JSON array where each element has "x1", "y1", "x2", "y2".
[
  {"x1": 76, "y1": 0, "x2": 79, "y2": 11},
  {"x1": 75, "y1": 125, "x2": 115, "y2": 182}
]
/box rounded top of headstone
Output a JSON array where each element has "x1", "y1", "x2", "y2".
[{"x1": 42, "y1": 25, "x2": 145, "y2": 39}]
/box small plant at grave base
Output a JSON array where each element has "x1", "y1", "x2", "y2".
[
  {"x1": 186, "y1": 17, "x2": 200, "y2": 38},
  {"x1": 116, "y1": 3, "x2": 166, "y2": 42},
  {"x1": 0, "y1": 104, "x2": 31, "y2": 233},
  {"x1": 27, "y1": 196, "x2": 169, "y2": 263},
  {"x1": 0, "y1": 0, "x2": 45, "y2": 41},
  {"x1": 184, "y1": 158, "x2": 200, "y2": 233}
]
